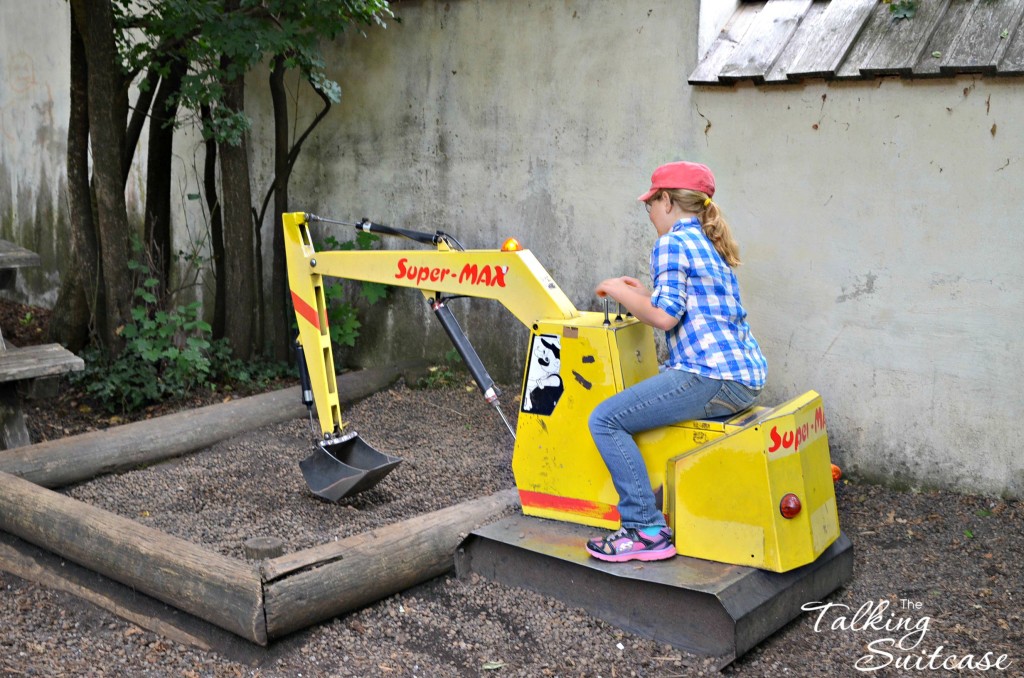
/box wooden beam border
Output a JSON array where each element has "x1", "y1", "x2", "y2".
[{"x1": 0, "y1": 366, "x2": 519, "y2": 647}]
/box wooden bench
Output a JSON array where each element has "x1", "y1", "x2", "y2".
[{"x1": 0, "y1": 239, "x2": 85, "y2": 449}]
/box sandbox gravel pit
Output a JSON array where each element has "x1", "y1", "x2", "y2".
[{"x1": 2, "y1": 382, "x2": 1022, "y2": 676}]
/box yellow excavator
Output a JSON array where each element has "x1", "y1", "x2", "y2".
[{"x1": 284, "y1": 211, "x2": 842, "y2": 575}]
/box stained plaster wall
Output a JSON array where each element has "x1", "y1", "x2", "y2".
[
  {"x1": 0, "y1": 0, "x2": 149, "y2": 305},
  {"x1": 692, "y1": 76, "x2": 1024, "y2": 498},
  {"x1": 2, "y1": 0, "x2": 1021, "y2": 498},
  {"x1": 246, "y1": 0, "x2": 708, "y2": 388},
  {"x1": 0, "y1": 1, "x2": 73, "y2": 304}
]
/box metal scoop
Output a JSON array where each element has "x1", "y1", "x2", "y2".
[
  {"x1": 299, "y1": 431, "x2": 402, "y2": 502},
  {"x1": 295, "y1": 344, "x2": 402, "y2": 501}
]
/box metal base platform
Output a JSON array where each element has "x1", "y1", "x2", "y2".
[{"x1": 455, "y1": 515, "x2": 853, "y2": 667}]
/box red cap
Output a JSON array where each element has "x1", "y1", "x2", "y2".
[{"x1": 637, "y1": 161, "x2": 716, "y2": 202}]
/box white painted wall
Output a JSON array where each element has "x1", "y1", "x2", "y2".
[
  {"x1": 0, "y1": 0, "x2": 73, "y2": 303},
  {"x1": 692, "y1": 76, "x2": 1024, "y2": 497},
  {"x1": 3, "y1": 0, "x2": 1021, "y2": 498},
  {"x1": 0, "y1": 0, "x2": 150, "y2": 303}
]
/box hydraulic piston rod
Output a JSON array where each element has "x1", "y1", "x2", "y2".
[{"x1": 430, "y1": 297, "x2": 516, "y2": 440}]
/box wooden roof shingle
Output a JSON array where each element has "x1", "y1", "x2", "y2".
[{"x1": 690, "y1": 0, "x2": 1024, "y2": 85}]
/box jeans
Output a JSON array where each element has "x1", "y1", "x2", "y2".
[{"x1": 588, "y1": 369, "x2": 761, "y2": 529}]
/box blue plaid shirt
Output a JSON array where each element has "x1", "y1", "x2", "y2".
[{"x1": 649, "y1": 217, "x2": 767, "y2": 388}]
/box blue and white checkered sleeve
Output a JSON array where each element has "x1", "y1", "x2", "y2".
[{"x1": 649, "y1": 234, "x2": 688, "y2": 319}]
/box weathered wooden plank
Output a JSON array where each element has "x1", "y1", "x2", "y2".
[
  {"x1": 0, "y1": 343, "x2": 84, "y2": 383},
  {"x1": 0, "y1": 532, "x2": 272, "y2": 659},
  {"x1": 0, "y1": 365, "x2": 404, "y2": 488},
  {"x1": 0, "y1": 470, "x2": 266, "y2": 643},
  {"x1": 941, "y1": 0, "x2": 1024, "y2": 73},
  {"x1": 764, "y1": 1, "x2": 830, "y2": 83},
  {"x1": 0, "y1": 240, "x2": 41, "y2": 270},
  {"x1": 689, "y1": 2, "x2": 765, "y2": 85},
  {"x1": 719, "y1": 0, "x2": 814, "y2": 83},
  {"x1": 998, "y1": 14, "x2": 1024, "y2": 74},
  {"x1": 856, "y1": 0, "x2": 951, "y2": 77},
  {"x1": 0, "y1": 532, "x2": 268, "y2": 663},
  {"x1": 786, "y1": 0, "x2": 876, "y2": 80},
  {"x1": 915, "y1": 0, "x2": 977, "y2": 76},
  {"x1": 262, "y1": 488, "x2": 519, "y2": 638},
  {"x1": 0, "y1": 534, "x2": 214, "y2": 651},
  {"x1": 834, "y1": 2, "x2": 897, "y2": 79}
]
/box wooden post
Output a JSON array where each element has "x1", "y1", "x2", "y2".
[
  {"x1": 0, "y1": 365, "x2": 406, "y2": 488},
  {"x1": 262, "y1": 488, "x2": 520, "y2": 638},
  {"x1": 0, "y1": 470, "x2": 267, "y2": 644}
]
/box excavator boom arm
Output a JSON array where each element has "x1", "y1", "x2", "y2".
[{"x1": 283, "y1": 211, "x2": 579, "y2": 437}]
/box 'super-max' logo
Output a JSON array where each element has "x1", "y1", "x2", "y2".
[{"x1": 395, "y1": 258, "x2": 508, "y2": 288}]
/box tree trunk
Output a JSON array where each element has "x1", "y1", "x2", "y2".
[
  {"x1": 268, "y1": 57, "x2": 291, "y2": 362},
  {"x1": 83, "y1": 0, "x2": 133, "y2": 354},
  {"x1": 200, "y1": 105, "x2": 226, "y2": 340},
  {"x1": 48, "y1": 0, "x2": 98, "y2": 351},
  {"x1": 262, "y1": 71, "x2": 333, "y2": 364},
  {"x1": 143, "y1": 57, "x2": 186, "y2": 292},
  {"x1": 219, "y1": 68, "x2": 255, "y2": 361},
  {"x1": 123, "y1": 65, "x2": 160, "y2": 187}
]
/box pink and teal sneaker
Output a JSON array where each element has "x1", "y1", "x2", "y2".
[{"x1": 585, "y1": 526, "x2": 676, "y2": 563}]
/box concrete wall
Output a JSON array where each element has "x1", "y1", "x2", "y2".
[
  {"x1": 0, "y1": 0, "x2": 149, "y2": 304},
  {"x1": 0, "y1": 1, "x2": 72, "y2": 304},
  {"x1": 693, "y1": 76, "x2": 1024, "y2": 498},
  {"x1": 248, "y1": 0, "x2": 708, "y2": 378},
  {"x1": 3, "y1": 0, "x2": 1022, "y2": 499}
]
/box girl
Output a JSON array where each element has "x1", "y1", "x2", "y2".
[{"x1": 585, "y1": 161, "x2": 768, "y2": 563}]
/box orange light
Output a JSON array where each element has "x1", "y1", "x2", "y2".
[
  {"x1": 501, "y1": 237, "x2": 523, "y2": 252},
  {"x1": 779, "y1": 493, "x2": 802, "y2": 519},
  {"x1": 831, "y1": 463, "x2": 843, "y2": 482}
]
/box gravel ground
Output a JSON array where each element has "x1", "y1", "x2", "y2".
[{"x1": 3, "y1": 381, "x2": 1022, "y2": 677}]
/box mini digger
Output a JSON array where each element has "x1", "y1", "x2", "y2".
[{"x1": 284, "y1": 211, "x2": 844, "y2": 575}]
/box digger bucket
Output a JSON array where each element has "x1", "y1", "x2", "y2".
[{"x1": 299, "y1": 432, "x2": 402, "y2": 502}]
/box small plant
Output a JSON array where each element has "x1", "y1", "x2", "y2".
[
  {"x1": 207, "y1": 339, "x2": 292, "y2": 391},
  {"x1": 417, "y1": 348, "x2": 463, "y2": 389},
  {"x1": 78, "y1": 279, "x2": 214, "y2": 412},
  {"x1": 885, "y1": 0, "x2": 917, "y2": 20},
  {"x1": 75, "y1": 244, "x2": 217, "y2": 413},
  {"x1": 19, "y1": 312, "x2": 34, "y2": 327}
]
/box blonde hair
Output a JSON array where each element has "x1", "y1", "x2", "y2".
[{"x1": 658, "y1": 188, "x2": 742, "y2": 267}]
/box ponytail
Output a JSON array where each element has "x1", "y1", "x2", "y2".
[{"x1": 663, "y1": 189, "x2": 742, "y2": 267}]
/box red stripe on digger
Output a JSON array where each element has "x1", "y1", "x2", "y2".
[
  {"x1": 291, "y1": 290, "x2": 321, "y2": 331},
  {"x1": 518, "y1": 489, "x2": 620, "y2": 522}
]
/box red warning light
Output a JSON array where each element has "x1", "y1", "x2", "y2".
[{"x1": 779, "y1": 493, "x2": 802, "y2": 519}]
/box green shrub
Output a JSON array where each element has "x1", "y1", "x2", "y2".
[{"x1": 79, "y1": 282, "x2": 214, "y2": 413}]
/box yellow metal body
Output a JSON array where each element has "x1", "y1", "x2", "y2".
[
  {"x1": 284, "y1": 212, "x2": 841, "y2": 572},
  {"x1": 666, "y1": 392, "x2": 840, "y2": 572}
]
